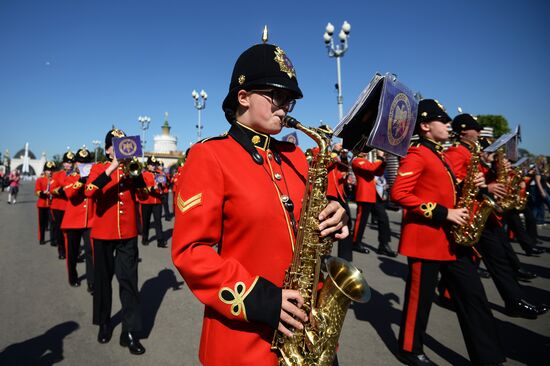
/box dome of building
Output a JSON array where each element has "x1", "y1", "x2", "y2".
[
  {"x1": 14, "y1": 148, "x2": 36, "y2": 159},
  {"x1": 153, "y1": 112, "x2": 178, "y2": 153}
]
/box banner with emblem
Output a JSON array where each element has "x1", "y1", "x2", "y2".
[
  {"x1": 334, "y1": 73, "x2": 418, "y2": 157},
  {"x1": 282, "y1": 132, "x2": 299, "y2": 145},
  {"x1": 113, "y1": 136, "x2": 142, "y2": 160}
]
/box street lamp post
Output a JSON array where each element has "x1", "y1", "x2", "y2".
[
  {"x1": 192, "y1": 89, "x2": 207, "y2": 141},
  {"x1": 138, "y1": 115, "x2": 151, "y2": 160},
  {"x1": 323, "y1": 21, "x2": 351, "y2": 122},
  {"x1": 92, "y1": 140, "x2": 100, "y2": 162}
]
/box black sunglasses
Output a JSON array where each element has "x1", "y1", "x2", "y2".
[{"x1": 249, "y1": 89, "x2": 296, "y2": 112}]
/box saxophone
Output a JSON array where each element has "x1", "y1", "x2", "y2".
[
  {"x1": 510, "y1": 167, "x2": 528, "y2": 210},
  {"x1": 494, "y1": 149, "x2": 516, "y2": 211},
  {"x1": 272, "y1": 116, "x2": 371, "y2": 366},
  {"x1": 451, "y1": 140, "x2": 500, "y2": 246}
]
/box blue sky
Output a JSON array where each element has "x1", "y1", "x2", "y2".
[{"x1": 1, "y1": 0, "x2": 549, "y2": 160}]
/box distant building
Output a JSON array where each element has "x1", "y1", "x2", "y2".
[
  {"x1": 10, "y1": 143, "x2": 47, "y2": 176},
  {"x1": 144, "y1": 112, "x2": 184, "y2": 168}
]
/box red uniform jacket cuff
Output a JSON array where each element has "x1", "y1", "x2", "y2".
[
  {"x1": 92, "y1": 171, "x2": 111, "y2": 190},
  {"x1": 242, "y1": 277, "x2": 282, "y2": 329}
]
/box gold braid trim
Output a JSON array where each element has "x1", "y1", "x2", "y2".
[{"x1": 420, "y1": 202, "x2": 436, "y2": 219}]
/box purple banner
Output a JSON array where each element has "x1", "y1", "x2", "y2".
[{"x1": 113, "y1": 135, "x2": 142, "y2": 160}]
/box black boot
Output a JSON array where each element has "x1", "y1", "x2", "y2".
[
  {"x1": 157, "y1": 240, "x2": 167, "y2": 248},
  {"x1": 377, "y1": 243, "x2": 397, "y2": 257},
  {"x1": 396, "y1": 350, "x2": 437, "y2": 365},
  {"x1": 516, "y1": 268, "x2": 537, "y2": 281},
  {"x1": 97, "y1": 323, "x2": 112, "y2": 344},
  {"x1": 353, "y1": 243, "x2": 370, "y2": 254},
  {"x1": 120, "y1": 331, "x2": 146, "y2": 355},
  {"x1": 505, "y1": 299, "x2": 540, "y2": 319}
]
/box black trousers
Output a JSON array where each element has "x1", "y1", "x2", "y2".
[
  {"x1": 477, "y1": 222, "x2": 523, "y2": 304},
  {"x1": 398, "y1": 249, "x2": 505, "y2": 365},
  {"x1": 523, "y1": 205, "x2": 539, "y2": 241},
  {"x1": 353, "y1": 197, "x2": 391, "y2": 247},
  {"x1": 505, "y1": 210, "x2": 537, "y2": 253},
  {"x1": 161, "y1": 193, "x2": 171, "y2": 219},
  {"x1": 141, "y1": 204, "x2": 163, "y2": 243},
  {"x1": 65, "y1": 228, "x2": 93, "y2": 285},
  {"x1": 37, "y1": 207, "x2": 50, "y2": 242},
  {"x1": 336, "y1": 199, "x2": 353, "y2": 262},
  {"x1": 50, "y1": 209, "x2": 65, "y2": 256},
  {"x1": 93, "y1": 237, "x2": 142, "y2": 332}
]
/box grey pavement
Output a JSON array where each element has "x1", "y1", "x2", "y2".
[{"x1": 0, "y1": 182, "x2": 549, "y2": 365}]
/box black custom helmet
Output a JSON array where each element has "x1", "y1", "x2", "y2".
[
  {"x1": 105, "y1": 128, "x2": 126, "y2": 149},
  {"x1": 75, "y1": 148, "x2": 92, "y2": 163},
  {"x1": 43, "y1": 161, "x2": 56, "y2": 171},
  {"x1": 147, "y1": 155, "x2": 159, "y2": 166},
  {"x1": 62, "y1": 151, "x2": 75, "y2": 163},
  {"x1": 222, "y1": 43, "x2": 303, "y2": 122},
  {"x1": 452, "y1": 113, "x2": 482, "y2": 133},
  {"x1": 414, "y1": 99, "x2": 452, "y2": 134}
]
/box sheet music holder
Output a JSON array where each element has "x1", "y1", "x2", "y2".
[
  {"x1": 484, "y1": 132, "x2": 515, "y2": 153},
  {"x1": 333, "y1": 73, "x2": 418, "y2": 157},
  {"x1": 511, "y1": 157, "x2": 528, "y2": 167}
]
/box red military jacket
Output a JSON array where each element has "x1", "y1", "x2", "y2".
[
  {"x1": 138, "y1": 170, "x2": 162, "y2": 205},
  {"x1": 352, "y1": 156, "x2": 385, "y2": 203},
  {"x1": 85, "y1": 162, "x2": 145, "y2": 240},
  {"x1": 50, "y1": 170, "x2": 68, "y2": 211},
  {"x1": 444, "y1": 142, "x2": 472, "y2": 182},
  {"x1": 171, "y1": 125, "x2": 308, "y2": 366},
  {"x1": 391, "y1": 138, "x2": 457, "y2": 261},
  {"x1": 327, "y1": 159, "x2": 347, "y2": 201},
  {"x1": 35, "y1": 175, "x2": 52, "y2": 208},
  {"x1": 61, "y1": 172, "x2": 94, "y2": 229}
]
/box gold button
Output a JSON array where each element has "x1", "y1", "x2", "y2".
[
  {"x1": 119, "y1": 201, "x2": 124, "y2": 206},
  {"x1": 83, "y1": 205, "x2": 87, "y2": 208},
  {"x1": 274, "y1": 173, "x2": 282, "y2": 180},
  {"x1": 268, "y1": 153, "x2": 273, "y2": 160},
  {"x1": 281, "y1": 195, "x2": 289, "y2": 203},
  {"x1": 119, "y1": 210, "x2": 123, "y2": 214},
  {"x1": 119, "y1": 192, "x2": 123, "y2": 196}
]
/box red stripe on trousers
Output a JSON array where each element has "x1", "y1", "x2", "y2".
[
  {"x1": 353, "y1": 204, "x2": 363, "y2": 243},
  {"x1": 403, "y1": 260, "x2": 422, "y2": 352}
]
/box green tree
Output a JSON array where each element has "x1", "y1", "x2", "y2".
[{"x1": 476, "y1": 115, "x2": 511, "y2": 138}]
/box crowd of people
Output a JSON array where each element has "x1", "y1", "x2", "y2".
[{"x1": 15, "y1": 36, "x2": 549, "y2": 366}]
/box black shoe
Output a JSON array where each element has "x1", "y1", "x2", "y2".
[
  {"x1": 120, "y1": 332, "x2": 146, "y2": 355},
  {"x1": 516, "y1": 268, "x2": 537, "y2": 281},
  {"x1": 39, "y1": 240, "x2": 46, "y2": 245},
  {"x1": 477, "y1": 268, "x2": 491, "y2": 279},
  {"x1": 436, "y1": 295, "x2": 455, "y2": 311},
  {"x1": 141, "y1": 238, "x2": 149, "y2": 246},
  {"x1": 525, "y1": 247, "x2": 544, "y2": 256},
  {"x1": 353, "y1": 243, "x2": 370, "y2": 254},
  {"x1": 377, "y1": 243, "x2": 397, "y2": 257},
  {"x1": 97, "y1": 324, "x2": 112, "y2": 344},
  {"x1": 536, "y1": 303, "x2": 549, "y2": 315},
  {"x1": 50, "y1": 242, "x2": 57, "y2": 247},
  {"x1": 69, "y1": 280, "x2": 80, "y2": 287},
  {"x1": 58, "y1": 254, "x2": 66, "y2": 260},
  {"x1": 505, "y1": 299, "x2": 539, "y2": 319},
  {"x1": 87, "y1": 284, "x2": 94, "y2": 295},
  {"x1": 77, "y1": 255, "x2": 85, "y2": 263},
  {"x1": 396, "y1": 350, "x2": 437, "y2": 365},
  {"x1": 157, "y1": 241, "x2": 167, "y2": 248}
]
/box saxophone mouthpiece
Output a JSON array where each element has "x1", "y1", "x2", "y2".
[{"x1": 283, "y1": 115, "x2": 299, "y2": 128}]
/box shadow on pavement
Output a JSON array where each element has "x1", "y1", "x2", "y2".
[
  {"x1": 0, "y1": 321, "x2": 79, "y2": 366},
  {"x1": 111, "y1": 268, "x2": 184, "y2": 339},
  {"x1": 496, "y1": 318, "x2": 550, "y2": 365},
  {"x1": 352, "y1": 288, "x2": 470, "y2": 365},
  {"x1": 378, "y1": 256, "x2": 408, "y2": 282}
]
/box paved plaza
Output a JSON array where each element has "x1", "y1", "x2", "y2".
[{"x1": 0, "y1": 182, "x2": 549, "y2": 365}]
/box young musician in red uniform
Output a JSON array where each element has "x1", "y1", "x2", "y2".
[
  {"x1": 61, "y1": 147, "x2": 95, "y2": 291},
  {"x1": 139, "y1": 156, "x2": 166, "y2": 248},
  {"x1": 35, "y1": 161, "x2": 55, "y2": 244},
  {"x1": 158, "y1": 162, "x2": 172, "y2": 221},
  {"x1": 445, "y1": 114, "x2": 547, "y2": 319},
  {"x1": 391, "y1": 99, "x2": 505, "y2": 366},
  {"x1": 85, "y1": 129, "x2": 147, "y2": 355},
  {"x1": 171, "y1": 41, "x2": 348, "y2": 366},
  {"x1": 352, "y1": 150, "x2": 394, "y2": 256},
  {"x1": 50, "y1": 151, "x2": 75, "y2": 259},
  {"x1": 327, "y1": 143, "x2": 354, "y2": 262}
]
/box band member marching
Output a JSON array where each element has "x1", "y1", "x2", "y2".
[
  {"x1": 50, "y1": 151, "x2": 75, "y2": 259},
  {"x1": 171, "y1": 38, "x2": 348, "y2": 365},
  {"x1": 61, "y1": 147, "x2": 95, "y2": 291},
  {"x1": 391, "y1": 99, "x2": 505, "y2": 366},
  {"x1": 85, "y1": 128, "x2": 147, "y2": 355},
  {"x1": 139, "y1": 155, "x2": 166, "y2": 248},
  {"x1": 445, "y1": 113, "x2": 548, "y2": 319},
  {"x1": 35, "y1": 161, "x2": 55, "y2": 245},
  {"x1": 352, "y1": 150, "x2": 394, "y2": 256}
]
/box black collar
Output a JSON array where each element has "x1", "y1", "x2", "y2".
[
  {"x1": 419, "y1": 137, "x2": 445, "y2": 154},
  {"x1": 228, "y1": 122, "x2": 281, "y2": 165}
]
